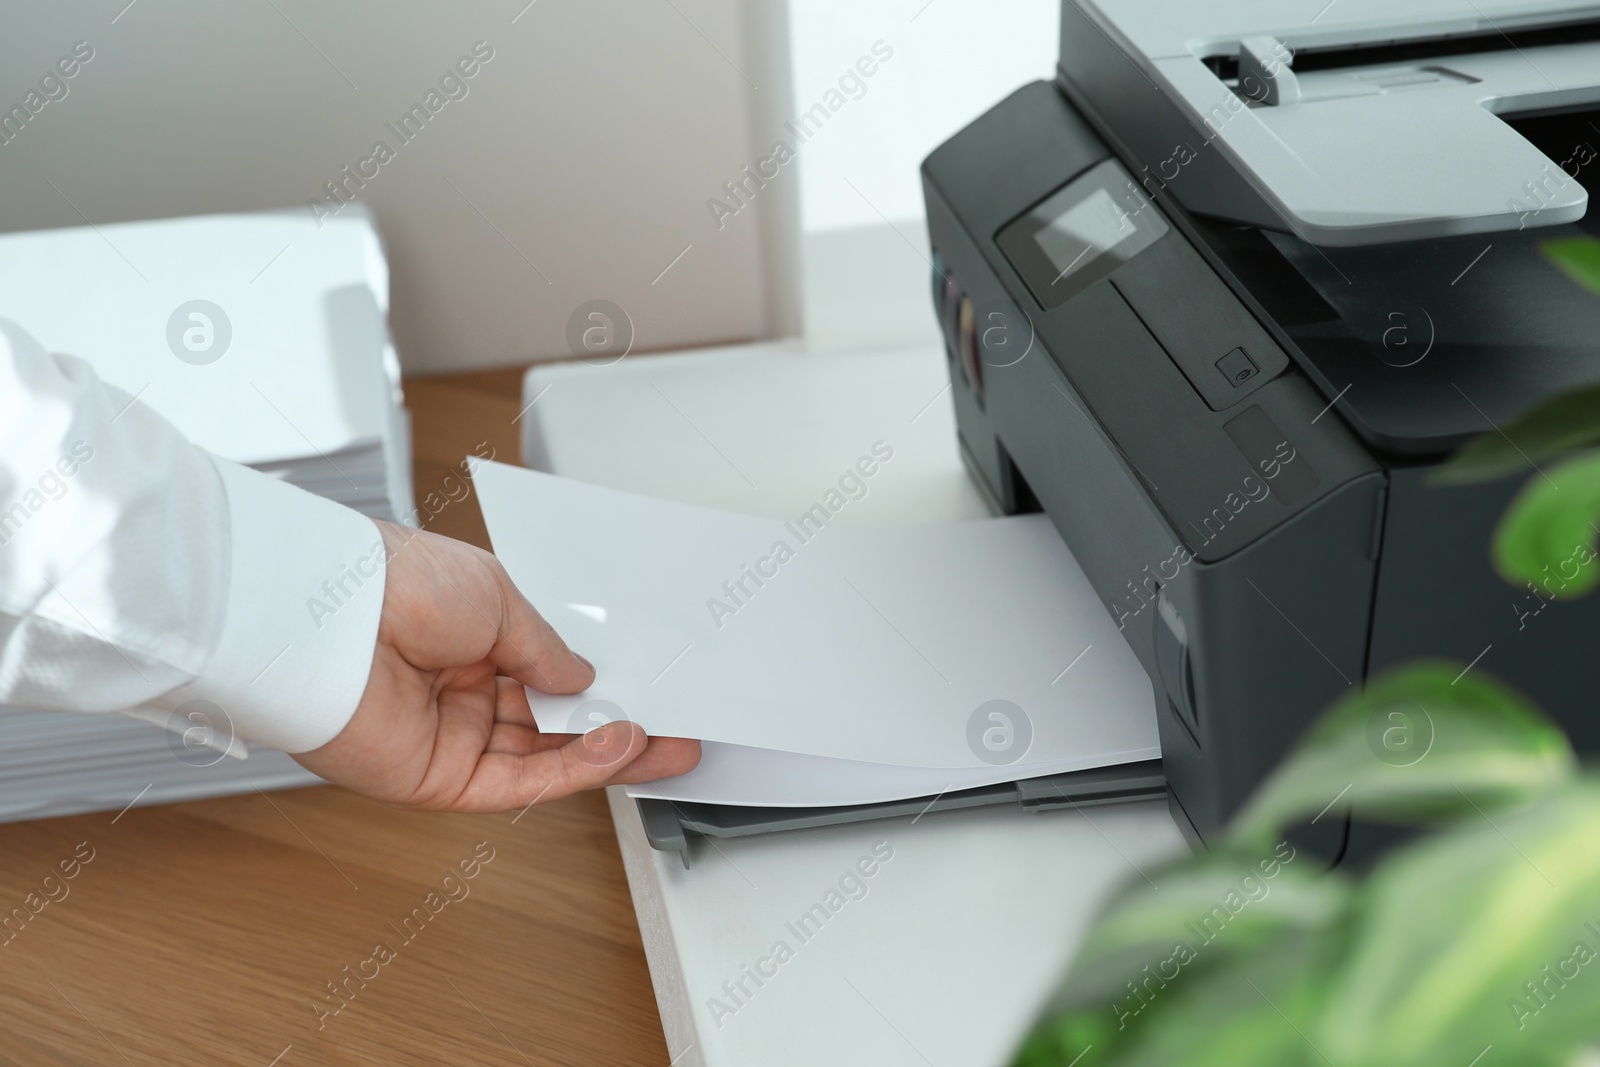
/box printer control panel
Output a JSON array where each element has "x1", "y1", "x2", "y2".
[
  {"x1": 995, "y1": 154, "x2": 1291, "y2": 415},
  {"x1": 996, "y1": 158, "x2": 1167, "y2": 311}
]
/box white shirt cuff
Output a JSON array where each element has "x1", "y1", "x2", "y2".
[{"x1": 160, "y1": 457, "x2": 386, "y2": 753}]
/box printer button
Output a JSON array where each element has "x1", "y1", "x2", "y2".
[{"x1": 1216, "y1": 347, "x2": 1259, "y2": 388}]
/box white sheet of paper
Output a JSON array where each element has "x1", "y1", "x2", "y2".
[
  {"x1": 475, "y1": 460, "x2": 1159, "y2": 773},
  {"x1": 625, "y1": 742, "x2": 1131, "y2": 808}
]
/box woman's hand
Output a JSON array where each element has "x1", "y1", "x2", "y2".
[{"x1": 293, "y1": 521, "x2": 699, "y2": 810}]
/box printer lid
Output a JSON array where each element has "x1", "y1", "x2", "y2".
[{"x1": 1070, "y1": 0, "x2": 1600, "y2": 245}]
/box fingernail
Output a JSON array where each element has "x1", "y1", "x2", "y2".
[{"x1": 576, "y1": 653, "x2": 595, "y2": 671}]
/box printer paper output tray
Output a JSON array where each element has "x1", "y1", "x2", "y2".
[
  {"x1": 1067, "y1": 0, "x2": 1600, "y2": 244},
  {"x1": 634, "y1": 760, "x2": 1167, "y2": 867}
]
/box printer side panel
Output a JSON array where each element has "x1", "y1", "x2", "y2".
[
  {"x1": 1186, "y1": 471, "x2": 1386, "y2": 839},
  {"x1": 923, "y1": 81, "x2": 1387, "y2": 848}
]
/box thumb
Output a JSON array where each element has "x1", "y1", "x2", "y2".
[
  {"x1": 485, "y1": 557, "x2": 596, "y2": 694},
  {"x1": 450, "y1": 721, "x2": 649, "y2": 811}
]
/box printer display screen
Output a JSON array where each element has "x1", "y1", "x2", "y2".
[
  {"x1": 997, "y1": 158, "x2": 1168, "y2": 312},
  {"x1": 1035, "y1": 188, "x2": 1135, "y2": 284}
]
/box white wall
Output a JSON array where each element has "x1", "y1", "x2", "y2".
[
  {"x1": 0, "y1": 0, "x2": 800, "y2": 373},
  {"x1": 787, "y1": 0, "x2": 1061, "y2": 232}
]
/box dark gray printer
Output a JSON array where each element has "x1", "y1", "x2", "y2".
[
  {"x1": 637, "y1": 0, "x2": 1600, "y2": 864},
  {"x1": 922, "y1": 0, "x2": 1600, "y2": 854}
]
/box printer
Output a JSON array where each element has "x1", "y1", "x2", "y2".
[
  {"x1": 923, "y1": 0, "x2": 1600, "y2": 855},
  {"x1": 637, "y1": 0, "x2": 1600, "y2": 864}
]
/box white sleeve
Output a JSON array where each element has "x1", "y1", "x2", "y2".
[{"x1": 0, "y1": 318, "x2": 386, "y2": 754}]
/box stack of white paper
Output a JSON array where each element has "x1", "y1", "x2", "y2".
[
  {"x1": 0, "y1": 207, "x2": 416, "y2": 820},
  {"x1": 0, "y1": 207, "x2": 414, "y2": 523},
  {"x1": 0, "y1": 707, "x2": 320, "y2": 822},
  {"x1": 474, "y1": 461, "x2": 1160, "y2": 809}
]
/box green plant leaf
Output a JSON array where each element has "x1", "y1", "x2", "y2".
[
  {"x1": 1544, "y1": 236, "x2": 1600, "y2": 296},
  {"x1": 1318, "y1": 782, "x2": 1600, "y2": 1066},
  {"x1": 1048, "y1": 850, "x2": 1348, "y2": 1011},
  {"x1": 1490, "y1": 452, "x2": 1600, "y2": 598},
  {"x1": 1011, "y1": 1007, "x2": 1124, "y2": 1067},
  {"x1": 1015, "y1": 931, "x2": 1336, "y2": 1067},
  {"x1": 1227, "y1": 664, "x2": 1574, "y2": 851},
  {"x1": 1433, "y1": 389, "x2": 1600, "y2": 486}
]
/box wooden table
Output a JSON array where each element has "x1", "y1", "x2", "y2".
[{"x1": 0, "y1": 369, "x2": 667, "y2": 1066}]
